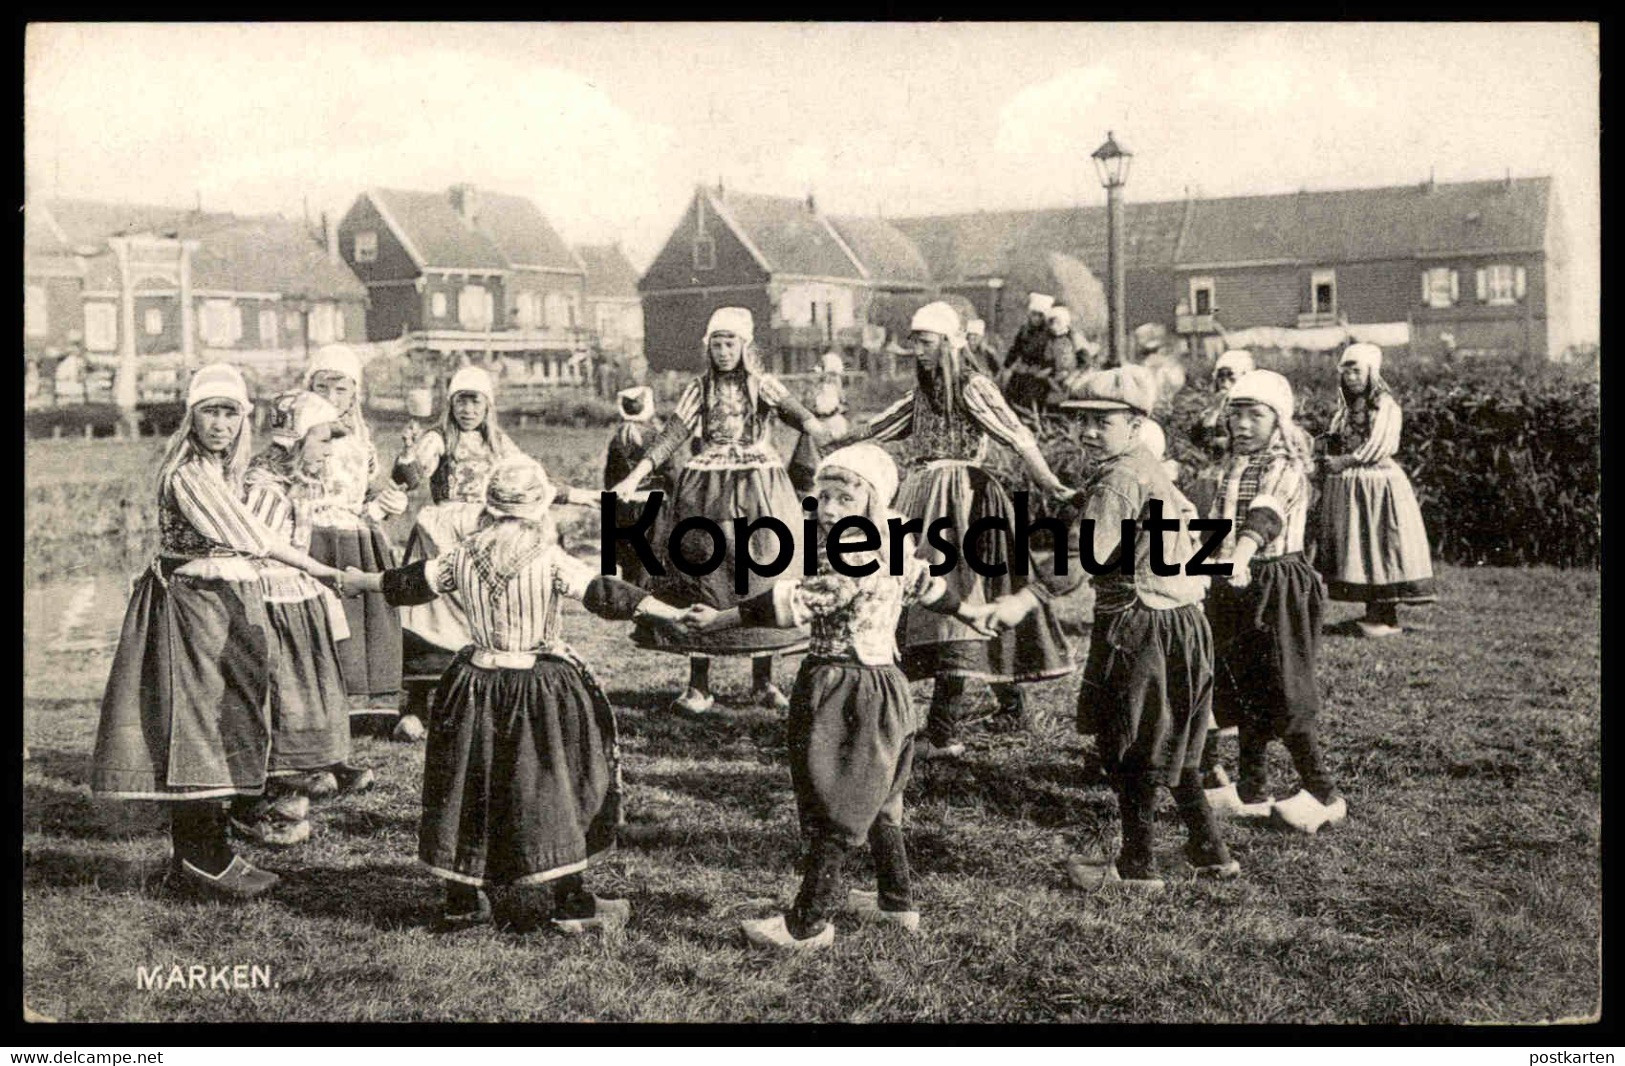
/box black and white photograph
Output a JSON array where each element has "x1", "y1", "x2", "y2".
[{"x1": 20, "y1": 21, "x2": 1601, "y2": 1027}]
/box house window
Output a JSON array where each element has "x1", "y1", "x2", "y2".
[
  {"x1": 85, "y1": 302, "x2": 117, "y2": 351},
  {"x1": 285, "y1": 310, "x2": 301, "y2": 332},
  {"x1": 1479, "y1": 264, "x2": 1522, "y2": 306},
  {"x1": 544, "y1": 292, "x2": 572, "y2": 330},
  {"x1": 431, "y1": 292, "x2": 448, "y2": 320},
  {"x1": 25, "y1": 284, "x2": 48, "y2": 337},
  {"x1": 201, "y1": 299, "x2": 238, "y2": 346},
  {"x1": 1189, "y1": 277, "x2": 1214, "y2": 317},
  {"x1": 354, "y1": 230, "x2": 378, "y2": 264},
  {"x1": 308, "y1": 302, "x2": 336, "y2": 344},
  {"x1": 144, "y1": 308, "x2": 164, "y2": 335},
  {"x1": 458, "y1": 285, "x2": 493, "y2": 330},
  {"x1": 259, "y1": 309, "x2": 279, "y2": 348},
  {"x1": 1423, "y1": 267, "x2": 1459, "y2": 308},
  {"x1": 515, "y1": 293, "x2": 539, "y2": 329},
  {"x1": 1311, "y1": 269, "x2": 1337, "y2": 315},
  {"x1": 693, "y1": 234, "x2": 716, "y2": 271}
]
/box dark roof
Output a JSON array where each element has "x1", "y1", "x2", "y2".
[
  {"x1": 574, "y1": 244, "x2": 641, "y2": 299},
  {"x1": 827, "y1": 215, "x2": 932, "y2": 285},
  {"x1": 890, "y1": 200, "x2": 1189, "y2": 283},
  {"x1": 188, "y1": 220, "x2": 367, "y2": 299},
  {"x1": 41, "y1": 198, "x2": 246, "y2": 251},
  {"x1": 1170, "y1": 177, "x2": 1551, "y2": 265},
  {"x1": 474, "y1": 190, "x2": 583, "y2": 273},
  {"x1": 369, "y1": 188, "x2": 509, "y2": 270},
  {"x1": 79, "y1": 217, "x2": 365, "y2": 300},
  {"x1": 708, "y1": 188, "x2": 865, "y2": 280}
]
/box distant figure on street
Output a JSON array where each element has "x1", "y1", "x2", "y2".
[{"x1": 964, "y1": 319, "x2": 1001, "y2": 378}]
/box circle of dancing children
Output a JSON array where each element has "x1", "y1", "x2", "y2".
[
  {"x1": 687, "y1": 443, "x2": 987, "y2": 950},
  {"x1": 608, "y1": 307, "x2": 833, "y2": 716},
  {"x1": 836, "y1": 300, "x2": 1075, "y2": 754},
  {"x1": 300, "y1": 344, "x2": 412, "y2": 733},
  {"x1": 344, "y1": 458, "x2": 693, "y2": 933},
  {"x1": 239, "y1": 390, "x2": 379, "y2": 839},
  {"x1": 1198, "y1": 369, "x2": 1348, "y2": 835},
  {"x1": 1317, "y1": 342, "x2": 1437, "y2": 637},
  {"x1": 91, "y1": 364, "x2": 349, "y2": 900},
  {"x1": 979, "y1": 366, "x2": 1238, "y2": 892}
]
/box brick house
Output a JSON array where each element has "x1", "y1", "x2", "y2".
[
  {"x1": 336, "y1": 185, "x2": 591, "y2": 384},
  {"x1": 640, "y1": 184, "x2": 930, "y2": 374},
  {"x1": 25, "y1": 199, "x2": 366, "y2": 398}
]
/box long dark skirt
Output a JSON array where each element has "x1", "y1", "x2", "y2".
[
  {"x1": 635, "y1": 461, "x2": 808, "y2": 658},
  {"x1": 1208, "y1": 553, "x2": 1324, "y2": 738},
  {"x1": 1077, "y1": 601, "x2": 1214, "y2": 788},
  {"x1": 308, "y1": 522, "x2": 402, "y2": 712},
  {"x1": 894, "y1": 460, "x2": 1074, "y2": 684},
  {"x1": 264, "y1": 595, "x2": 352, "y2": 774},
  {"x1": 419, "y1": 648, "x2": 621, "y2": 887},
  {"x1": 93, "y1": 562, "x2": 273, "y2": 800},
  {"x1": 788, "y1": 659, "x2": 919, "y2": 850}
]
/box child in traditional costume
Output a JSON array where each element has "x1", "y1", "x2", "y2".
[
  {"x1": 392, "y1": 365, "x2": 522, "y2": 506},
  {"x1": 302, "y1": 344, "x2": 411, "y2": 732},
  {"x1": 344, "y1": 459, "x2": 692, "y2": 933},
  {"x1": 1187, "y1": 349, "x2": 1255, "y2": 519},
  {"x1": 837, "y1": 301, "x2": 1075, "y2": 754},
  {"x1": 979, "y1": 366, "x2": 1237, "y2": 891},
  {"x1": 603, "y1": 385, "x2": 682, "y2": 587},
  {"x1": 690, "y1": 444, "x2": 983, "y2": 950},
  {"x1": 787, "y1": 351, "x2": 850, "y2": 498},
  {"x1": 609, "y1": 307, "x2": 832, "y2": 716},
  {"x1": 240, "y1": 392, "x2": 377, "y2": 828},
  {"x1": 1317, "y1": 343, "x2": 1437, "y2": 637},
  {"x1": 1202, "y1": 370, "x2": 1348, "y2": 834},
  {"x1": 92, "y1": 364, "x2": 346, "y2": 900}
]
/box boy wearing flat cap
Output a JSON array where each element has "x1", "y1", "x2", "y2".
[{"x1": 970, "y1": 366, "x2": 1238, "y2": 892}]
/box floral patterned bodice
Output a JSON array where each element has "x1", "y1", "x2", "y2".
[
  {"x1": 311, "y1": 430, "x2": 379, "y2": 528},
  {"x1": 891, "y1": 391, "x2": 991, "y2": 469},
  {"x1": 432, "y1": 432, "x2": 501, "y2": 504}
]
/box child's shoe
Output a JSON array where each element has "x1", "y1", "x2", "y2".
[
  {"x1": 846, "y1": 890, "x2": 922, "y2": 932},
  {"x1": 229, "y1": 815, "x2": 312, "y2": 848},
  {"x1": 333, "y1": 764, "x2": 377, "y2": 795},
  {"x1": 739, "y1": 913, "x2": 834, "y2": 952},
  {"x1": 552, "y1": 897, "x2": 631, "y2": 935},
  {"x1": 1355, "y1": 620, "x2": 1403, "y2": 639},
  {"x1": 914, "y1": 738, "x2": 966, "y2": 760},
  {"x1": 671, "y1": 689, "x2": 716, "y2": 716},
  {"x1": 751, "y1": 684, "x2": 791, "y2": 713},
  {"x1": 392, "y1": 714, "x2": 428, "y2": 742},
  {"x1": 1270, "y1": 789, "x2": 1344, "y2": 834},
  {"x1": 1205, "y1": 783, "x2": 1273, "y2": 819},
  {"x1": 1066, "y1": 856, "x2": 1166, "y2": 895},
  {"x1": 434, "y1": 887, "x2": 493, "y2": 934},
  {"x1": 286, "y1": 770, "x2": 339, "y2": 799},
  {"x1": 170, "y1": 854, "x2": 281, "y2": 900}
]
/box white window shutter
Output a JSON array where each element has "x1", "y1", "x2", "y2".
[
  {"x1": 1421, "y1": 271, "x2": 1430, "y2": 303},
  {"x1": 1476, "y1": 268, "x2": 1488, "y2": 303},
  {"x1": 1449, "y1": 270, "x2": 1459, "y2": 304},
  {"x1": 1515, "y1": 267, "x2": 1527, "y2": 299}
]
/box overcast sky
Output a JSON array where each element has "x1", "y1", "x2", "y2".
[{"x1": 25, "y1": 22, "x2": 1599, "y2": 342}]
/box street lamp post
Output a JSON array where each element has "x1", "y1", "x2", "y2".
[{"x1": 1091, "y1": 131, "x2": 1133, "y2": 368}]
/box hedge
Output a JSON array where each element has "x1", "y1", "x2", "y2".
[{"x1": 993, "y1": 356, "x2": 1601, "y2": 569}]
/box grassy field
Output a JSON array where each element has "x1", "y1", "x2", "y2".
[{"x1": 21, "y1": 426, "x2": 1602, "y2": 1024}]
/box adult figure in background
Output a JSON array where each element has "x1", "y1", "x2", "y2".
[
  {"x1": 603, "y1": 385, "x2": 684, "y2": 587},
  {"x1": 302, "y1": 344, "x2": 411, "y2": 732},
  {"x1": 1317, "y1": 343, "x2": 1436, "y2": 637},
  {"x1": 1002, "y1": 293, "x2": 1055, "y2": 413},
  {"x1": 92, "y1": 363, "x2": 346, "y2": 900},
  {"x1": 836, "y1": 301, "x2": 1076, "y2": 754},
  {"x1": 610, "y1": 308, "x2": 833, "y2": 715},
  {"x1": 964, "y1": 319, "x2": 1002, "y2": 378}
]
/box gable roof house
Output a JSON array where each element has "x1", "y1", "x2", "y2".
[
  {"x1": 640, "y1": 184, "x2": 894, "y2": 374},
  {"x1": 337, "y1": 185, "x2": 593, "y2": 384},
  {"x1": 636, "y1": 174, "x2": 1567, "y2": 375},
  {"x1": 26, "y1": 199, "x2": 366, "y2": 398}
]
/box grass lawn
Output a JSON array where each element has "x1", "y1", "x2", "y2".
[{"x1": 22, "y1": 426, "x2": 1602, "y2": 1024}]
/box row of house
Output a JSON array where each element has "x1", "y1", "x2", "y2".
[
  {"x1": 24, "y1": 187, "x2": 646, "y2": 397},
  {"x1": 637, "y1": 175, "x2": 1568, "y2": 372}
]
